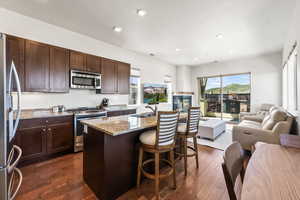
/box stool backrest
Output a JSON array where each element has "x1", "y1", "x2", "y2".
[
  {"x1": 156, "y1": 111, "x2": 179, "y2": 147},
  {"x1": 187, "y1": 107, "x2": 201, "y2": 134}
]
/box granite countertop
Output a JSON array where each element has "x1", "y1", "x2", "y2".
[
  {"x1": 16, "y1": 106, "x2": 136, "y2": 120},
  {"x1": 16, "y1": 109, "x2": 73, "y2": 120},
  {"x1": 81, "y1": 113, "x2": 187, "y2": 136}
]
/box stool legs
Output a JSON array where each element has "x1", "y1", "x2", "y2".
[
  {"x1": 137, "y1": 146, "x2": 176, "y2": 200},
  {"x1": 170, "y1": 150, "x2": 176, "y2": 189},
  {"x1": 137, "y1": 146, "x2": 143, "y2": 188},
  {"x1": 155, "y1": 152, "x2": 160, "y2": 200},
  {"x1": 184, "y1": 137, "x2": 188, "y2": 176},
  {"x1": 193, "y1": 136, "x2": 199, "y2": 168}
]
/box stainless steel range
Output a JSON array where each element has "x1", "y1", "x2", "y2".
[{"x1": 67, "y1": 107, "x2": 107, "y2": 152}]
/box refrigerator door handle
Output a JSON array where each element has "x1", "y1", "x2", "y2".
[
  {"x1": 8, "y1": 167, "x2": 23, "y2": 200},
  {"x1": 7, "y1": 145, "x2": 22, "y2": 174},
  {"x1": 8, "y1": 61, "x2": 22, "y2": 138}
]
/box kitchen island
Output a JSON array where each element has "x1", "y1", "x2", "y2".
[{"x1": 81, "y1": 114, "x2": 186, "y2": 200}]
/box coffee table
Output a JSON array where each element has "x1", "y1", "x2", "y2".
[{"x1": 198, "y1": 119, "x2": 226, "y2": 140}]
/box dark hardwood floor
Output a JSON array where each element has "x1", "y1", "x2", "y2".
[{"x1": 16, "y1": 145, "x2": 232, "y2": 200}]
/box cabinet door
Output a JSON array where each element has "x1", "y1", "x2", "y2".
[
  {"x1": 6, "y1": 36, "x2": 25, "y2": 91},
  {"x1": 70, "y1": 50, "x2": 86, "y2": 71},
  {"x1": 50, "y1": 47, "x2": 70, "y2": 92},
  {"x1": 47, "y1": 122, "x2": 73, "y2": 154},
  {"x1": 25, "y1": 40, "x2": 50, "y2": 92},
  {"x1": 117, "y1": 62, "x2": 130, "y2": 94},
  {"x1": 101, "y1": 58, "x2": 117, "y2": 93},
  {"x1": 86, "y1": 54, "x2": 101, "y2": 73},
  {"x1": 16, "y1": 126, "x2": 47, "y2": 162}
]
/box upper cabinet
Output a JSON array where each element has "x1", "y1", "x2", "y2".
[
  {"x1": 70, "y1": 50, "x2": 86, "y2": 71},
  {"x1": 6, "y1": 35, "x2": 130, "y2": 94},
  {"x1": 70, "y1": 50, "x2": 101, "y2": 73},
  {"x1": 117, "y1": 62, "x2": 130, "y2": 94},
  {"x1": 101, "y1": 59, "x2": 130, "y2": 94},
  {"x1": 6, "y1": 36, "x2": 25, "y2": 91},
  {"x1": 101, "y1": 58, "x2": 117, "y2": 94},
  {"x1": 50, "y1": 47, "x2": 70, "y2": 92},
  {"x1": 86, "y1": 54, "x2": 101, "y2": 73},
  {"x1": 25, "y1": 40, "x2": 50, "y2": 92}
]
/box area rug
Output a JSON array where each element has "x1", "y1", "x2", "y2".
[{"x1": 188, "y1": 124, "x2": 234, "y2": 151}]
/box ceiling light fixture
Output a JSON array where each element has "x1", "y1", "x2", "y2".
[
  {"x1": 113, "y1": 26, "x2": 123, "y2": 32},
  {"x1": 137, "y1": 9, "x2": 147, "y2": 17},
  {"x1": 175, "y1": 48, "x2": 181, "y2": 52},
  {"x1": 194, "y1": 57, "x2": 199, "y2": 61},
  {"x1": 216, "y1": 34, "x2": 223, "y2": 39}
]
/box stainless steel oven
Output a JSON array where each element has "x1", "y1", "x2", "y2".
[{"x1": 70, "y1": 70, "x2": 101, "y2": 89}]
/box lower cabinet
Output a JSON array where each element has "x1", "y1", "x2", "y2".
[
  {"x1": 47, "y1": 121, "x2": 73, "y2": 154},
  {"x1": 17, "y1": 126, "x2": 47, "y2": 162},
  {"x1": 15, "y1": 116, "x2": 73, "y2": 165},
  {"x1": 107, "y1": 109, "x2": 136, "y2": 117}
]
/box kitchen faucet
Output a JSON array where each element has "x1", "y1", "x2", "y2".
[{"x1": 145, "y1": 105, "x2": 157, "y2": 116}]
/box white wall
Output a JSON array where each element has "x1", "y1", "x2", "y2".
[
  {"x1": 191, "y1": 52, "x2": 283, "y2": 112},
  {"x1": 0, "y1": 8, "x2": 176, "y2": 111},
  {"x1": 176, "y1": 65, "x2": 192, "y2": 92},
  {"x1": 283, "y1": 2, "x2": 300, "y2": 110}
]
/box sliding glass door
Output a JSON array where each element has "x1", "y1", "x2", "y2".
[{"x1": 199, "y1": 73, "x2": 251, "y2": 122}]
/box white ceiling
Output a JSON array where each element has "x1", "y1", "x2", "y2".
[{"x1": 0, "y1": 0, "x2": 296, "y2": 65}]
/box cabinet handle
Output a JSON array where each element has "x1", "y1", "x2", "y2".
[
  {"x1": 42, "y1": 128, "x2": 46, "y2": 132},
  {"x1": 48, "y1": 128, "x2": 51, "y2": 131}
]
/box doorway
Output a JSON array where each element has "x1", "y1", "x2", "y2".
[{"x1": 198, "y1": 73, "x2": 251, "y2": 122}]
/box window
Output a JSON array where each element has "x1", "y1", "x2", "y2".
[
  {"x1": 129, "y1": 68, "x2": 141, "y2": 105},
  {"x1": 283, "y1": 45, "x2": 297, "y2": 111},
  {"x1": 198, "y1": 73, "x2": 251, "y2": 121}
]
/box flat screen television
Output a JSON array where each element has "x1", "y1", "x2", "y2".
[{"x1": 143, "y1": 83, "x2": 168, "y2": 104}]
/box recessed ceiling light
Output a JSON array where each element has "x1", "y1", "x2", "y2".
[
  {"x1": 113, "y1": 26, "x2": 122, "y2": 32},
  {"x1": 137, "y1": 9, "x2": 147, "y2": 17},
  {"x1": 229, "y1": 50, "x2": 234, "y2": 54},
  {"x1": 175, "y1": 48, "x2": 181, "y2": 52},
  {"x1": 216, "y1": 34, "x2": 223, "y2": 39},
  {"x1": 194, "y1": 57, "x2": 199, "y2": 61}
]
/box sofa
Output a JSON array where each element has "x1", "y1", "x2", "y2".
[
  {"x1": 239, "y1": 103, "x2": 274, "y2": 123},
  {"x1": 233, "y1": 107, "x2": 294, "y2": 150}
]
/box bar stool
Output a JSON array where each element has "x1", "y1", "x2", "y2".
[
  {"x1": 176, "y1": 107, "x2": 201, "y2": 176},
  {"x1": 137, "y1": 111, "x2": 179, "y2": 200}
]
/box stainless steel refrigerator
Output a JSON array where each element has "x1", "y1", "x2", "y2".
[{"x1": 0, "y1": 33, "x2": 23, "y2": 200}]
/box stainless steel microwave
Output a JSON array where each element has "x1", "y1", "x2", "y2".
[{"x1": 70, "y1": 70, "x2": 101, "y2": 89}]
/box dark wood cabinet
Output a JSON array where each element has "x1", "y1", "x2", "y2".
[
  {"x1": 86, "y1": 54, "x2": 101, "y2": 73},
  {"x1": 101, "y1": 58, "x2": 117, "y2": 94},
  {"x1": 117, "y1": 62, "x2": 130, "y2": 94},
  {"x1": 107, "y1": 109, "x2": 136, "y2": 117},
  {"x1": 47, "y1": 120, "x2": 73, "y2": 154},
  {"x1": 6, "y1": 35, "x2": 131, "y2": 94},
  {"x1": 15, "y1": 116, "x2": 73, "y2": 165},
  {"x1": 25, "y1": 40, "x2": 50, "y2": 92},
  {"x1": 50, "y1": 47, "x2": 70, "y2": 92},
  {"x1": 101, "y1": 59, "x2": 131, "y2": 94},
  {"x1": 16, "y1": 126, "x2": 47, "y2": 162},
  {"x1": 6, "y1": 36, "x2": 25, "y2": 91},
  {"x1": 70, "y1": 50, "x2": 86, "y2": 71}
]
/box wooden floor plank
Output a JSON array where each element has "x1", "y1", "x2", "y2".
[{"x1": 16, "y1": 145, "x2": 230, "y2": 200}]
